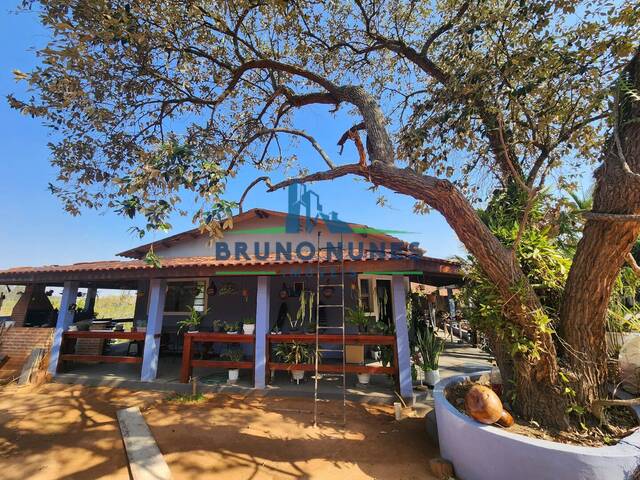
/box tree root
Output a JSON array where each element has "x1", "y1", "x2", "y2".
[{"x1": 591, "y1": 397, "x2": 640, "y2": 423}]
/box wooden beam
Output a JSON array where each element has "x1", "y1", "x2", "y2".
[
  {"x1": 60, "y1": 354, "x2": 142, "y2": 364},
  {"x1": 185, "y1": 332, "x2": 255, "y2": 343},
  {"x1": 63, "y1": 331, "x2": 145, "y2": 340},
  {"x1": 268, "y1": 362, "x2": 395, "y2": 374},
  {"x1": 191, "y1": 360, "x2": 254, "y2": 369},
  {"x1": 267, "y1": 333, "x2": 396, "y2": 345}
]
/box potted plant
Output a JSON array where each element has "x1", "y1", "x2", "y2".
[
  {"x1": 242, "y1": 316, "x2": 256, "y2": 335},
  {"x1": 221, "y1": 348, "x2": 243, "y2": 384},
  {"x1": 416, "y1": 328, "x2": 445, "y2": 387},
  {"x1": 177, "y1": 306, "x2": 208, "y2": 334},
  {"x1": 212, "y1": 319, "x2": 224, "y2": 333},
  {"x1": 346, "y1": 304, "x2": 371, "y2": 332},
  {"x1": 274, "y1": 341, "x2": 315, "y2": 384},
  {"x1": 346, "y1": 305, "x2": 371, "y2": 383},
  {"x1": 224, "y1": 322, "x2": 239, "y2": 334}
]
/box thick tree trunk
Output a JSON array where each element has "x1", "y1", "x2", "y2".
[
  {"x1": 560, "y1": 52, "x2": 640, "y2": 408},
  {"x1": 361, "y1": 163, "x2": 567, "y2": 426}
]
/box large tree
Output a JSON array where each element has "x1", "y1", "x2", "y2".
[{"x1": 10, "y1": 0, "x2": 640, "y2": 428}]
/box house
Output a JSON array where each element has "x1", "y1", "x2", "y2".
[{"x1": 0, "y1": 208, "x2": 461, "y2": 399}]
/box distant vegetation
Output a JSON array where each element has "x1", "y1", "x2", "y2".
[{"x1": 0, "y1": 286, "x2": 136, "y2": 319}]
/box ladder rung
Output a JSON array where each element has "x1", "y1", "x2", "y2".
[
  {"x1": 318, "y1": 304, "x2": 343, "y2": 308},
  {"x1": 317, "y1": 348, "x2": 344, "y2": 353},
  {"x1": 318, "y1": 284, "x2": 344, "y2": 287},
  {"x1": 317, "y1": 326, "x2": 344, "y2": 330}
]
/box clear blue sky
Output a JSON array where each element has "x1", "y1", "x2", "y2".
[{"x1": 0, "y1": 7, "x2": 468, "y2": 270}]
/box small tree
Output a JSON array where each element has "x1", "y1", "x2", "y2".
[{"x1": 10, "y1": 1, "x2": 640, "y2": 429}]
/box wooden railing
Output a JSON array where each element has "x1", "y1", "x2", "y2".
[
  {"x1": 58, "y1": 331, "x2": 146, "y2": 371},
  {"x1": 266, "y1": 333, "x2": 398, "y2": 380},
  {"x1": 180, "y1": 332, "x2": 255, "y2": 383}
]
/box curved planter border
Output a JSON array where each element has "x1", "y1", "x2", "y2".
[{"x1": 434, "y1": 372, "x2": 640, "y2": 480}]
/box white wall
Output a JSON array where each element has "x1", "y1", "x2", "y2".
[{"x1": 155, "y1": 214, "x2": 403, "y2": 259}]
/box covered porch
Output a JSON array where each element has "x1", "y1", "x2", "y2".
[{"x1": 0, "y1": 253, "x2": 462, "y2": 402}]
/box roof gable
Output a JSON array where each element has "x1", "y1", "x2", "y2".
[{"x1": 117, "y1": 208, "x2": 413, "y2": 259}]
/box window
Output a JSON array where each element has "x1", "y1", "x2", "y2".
[
  {"x1": 164, "y1": 280, "x2": 206, "y2": 313},
  {"x1": 358, "y1": 278, "x2": 373, "y2": 313}
]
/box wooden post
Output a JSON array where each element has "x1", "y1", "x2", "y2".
[
  {"x1": 85, "y1": 287, "x2": 97, "y2": 314},
  {"x1": 141, "y1": 279, "x2": 166, "y2": 382},
  {"x1": 392, "y1": 275, "x2": 413, "y2": 401},
  {"x1": 254, "y1": 276, "x2": 270, "y2": 389},
  {"x1": 48, "y1": 281, "x2": 79, "y2": 374},
  {"x1": 180, "y1": 333, "x2": 193, "y2": 383}
]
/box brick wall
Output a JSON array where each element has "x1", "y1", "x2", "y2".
[{"x1": 0, "y1": 326, "x2": 54, "y2": 379}]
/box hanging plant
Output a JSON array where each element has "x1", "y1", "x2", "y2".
[
  {"x1": 279, "y1": 282, "x2": 289, "y2": 299},
  {"x1": 219, "y1": 282, "x2": 238, "y2": 296},
  {"x1": 292, "y1": 291, "x2": 315, "y2": 330},
  {"x1": 242, "y1": 288, "x2": 249, "y2": 303},
  {"x1": 207, "y1": 280, "x2": 217, "y2": 296},
  {"x1": 143, "y1": 244, "x2": 162, "y2": 268}
]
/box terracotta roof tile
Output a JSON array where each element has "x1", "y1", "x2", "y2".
[{"x1": 0, "y1": 249, "x2": 458, "y2": 277}]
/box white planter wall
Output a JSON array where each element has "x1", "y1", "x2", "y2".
[{"x1": 434, "y1": 373, "x2": 640, "y2": 480}]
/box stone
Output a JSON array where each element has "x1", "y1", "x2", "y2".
[{"x1": 429, "y1": 457, "x2": 455, "y2": 479}]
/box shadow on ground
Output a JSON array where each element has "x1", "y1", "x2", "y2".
[{"x1": 0, "y1": 383, "x2": 438, "y2": 479}]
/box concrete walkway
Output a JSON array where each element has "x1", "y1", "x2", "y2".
[{"x1": 438, "y1": 341, "x2": 492, "y2": 379}]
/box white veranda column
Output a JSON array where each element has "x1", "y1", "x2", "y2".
[
  {"x1": 141, "y1": 278, "x2": 166, "y2": 382},
  {"x1": 254, "y1": 276, "x2": 271, "y2": 389},
  {"x1": 48, "y1": 281, "x2": 79, "y2": 374},
  {"x1": 392, "y1": 275, "x2": 413, "y2": 400}
]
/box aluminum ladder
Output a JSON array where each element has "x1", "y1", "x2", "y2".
[{"x1": 313, "y1": 231, "x2": 346, "y2": 427}]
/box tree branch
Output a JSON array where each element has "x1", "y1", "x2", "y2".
[
  {"x1": 420, "y1": 1, "x2": 470, "y2": 56},
  {"x1": 238, "y1": 176, "x2": 272, "y2": 213},
  {"x1": 238, "y1": 128, "x2": 336, "y2": 169},
  {"x1": 626, "y1": 252, "x2": 640, "y2": 276},
  {"x1": 268, "y1": 164, "x2": 363, "y2": 192},
  {"x1": 583, "y1": 212, "x2": 640, "y2": 222}
]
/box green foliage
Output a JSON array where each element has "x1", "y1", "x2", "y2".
[
  {"x1": 143, "y1": 248, "x2": 162, "y2": 268},
  {"x1": 415, "y1": 328, "x2": 445, "y2": 371},
  {"x1": 177, "y1": 306, "x2": 207, "y2": 333},
  {"x1": 461, "y1": 186, "x2": 569, "y2": 358},
  {"x1": 165, "y1": 393, "x2": 206, "y2": 404},
  {"x1": 223, "y1": 322, "x2": 240, "y2": 333},
  {"x1": 345, "y1": 304, "x2": 371, "y2": 332},
  {"x1": 12, "y1": 1, "x2": 638, "y2": 237},
  {"x1": 273, "y1": 341, "x2": 315, "y2": 365},
  {"x1": 241, "y1": 316, "x2": 255, "y2": 325},
  {"x1": 293, "y1": 291, "x2": 315, "y2": 330},
  {"x1": 608, "y1": 259, "x2": 640, "y2": 333},
  {"x1": 0, "y1": 289, "x2": 137, "y2": 319},
  {"x1": 221, "y1": 348, "x2": 243, "y2": 362}
]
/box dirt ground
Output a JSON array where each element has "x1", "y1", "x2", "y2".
[{"x1": 0, "y1": 383, "x2": 438, "y2": 479}]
